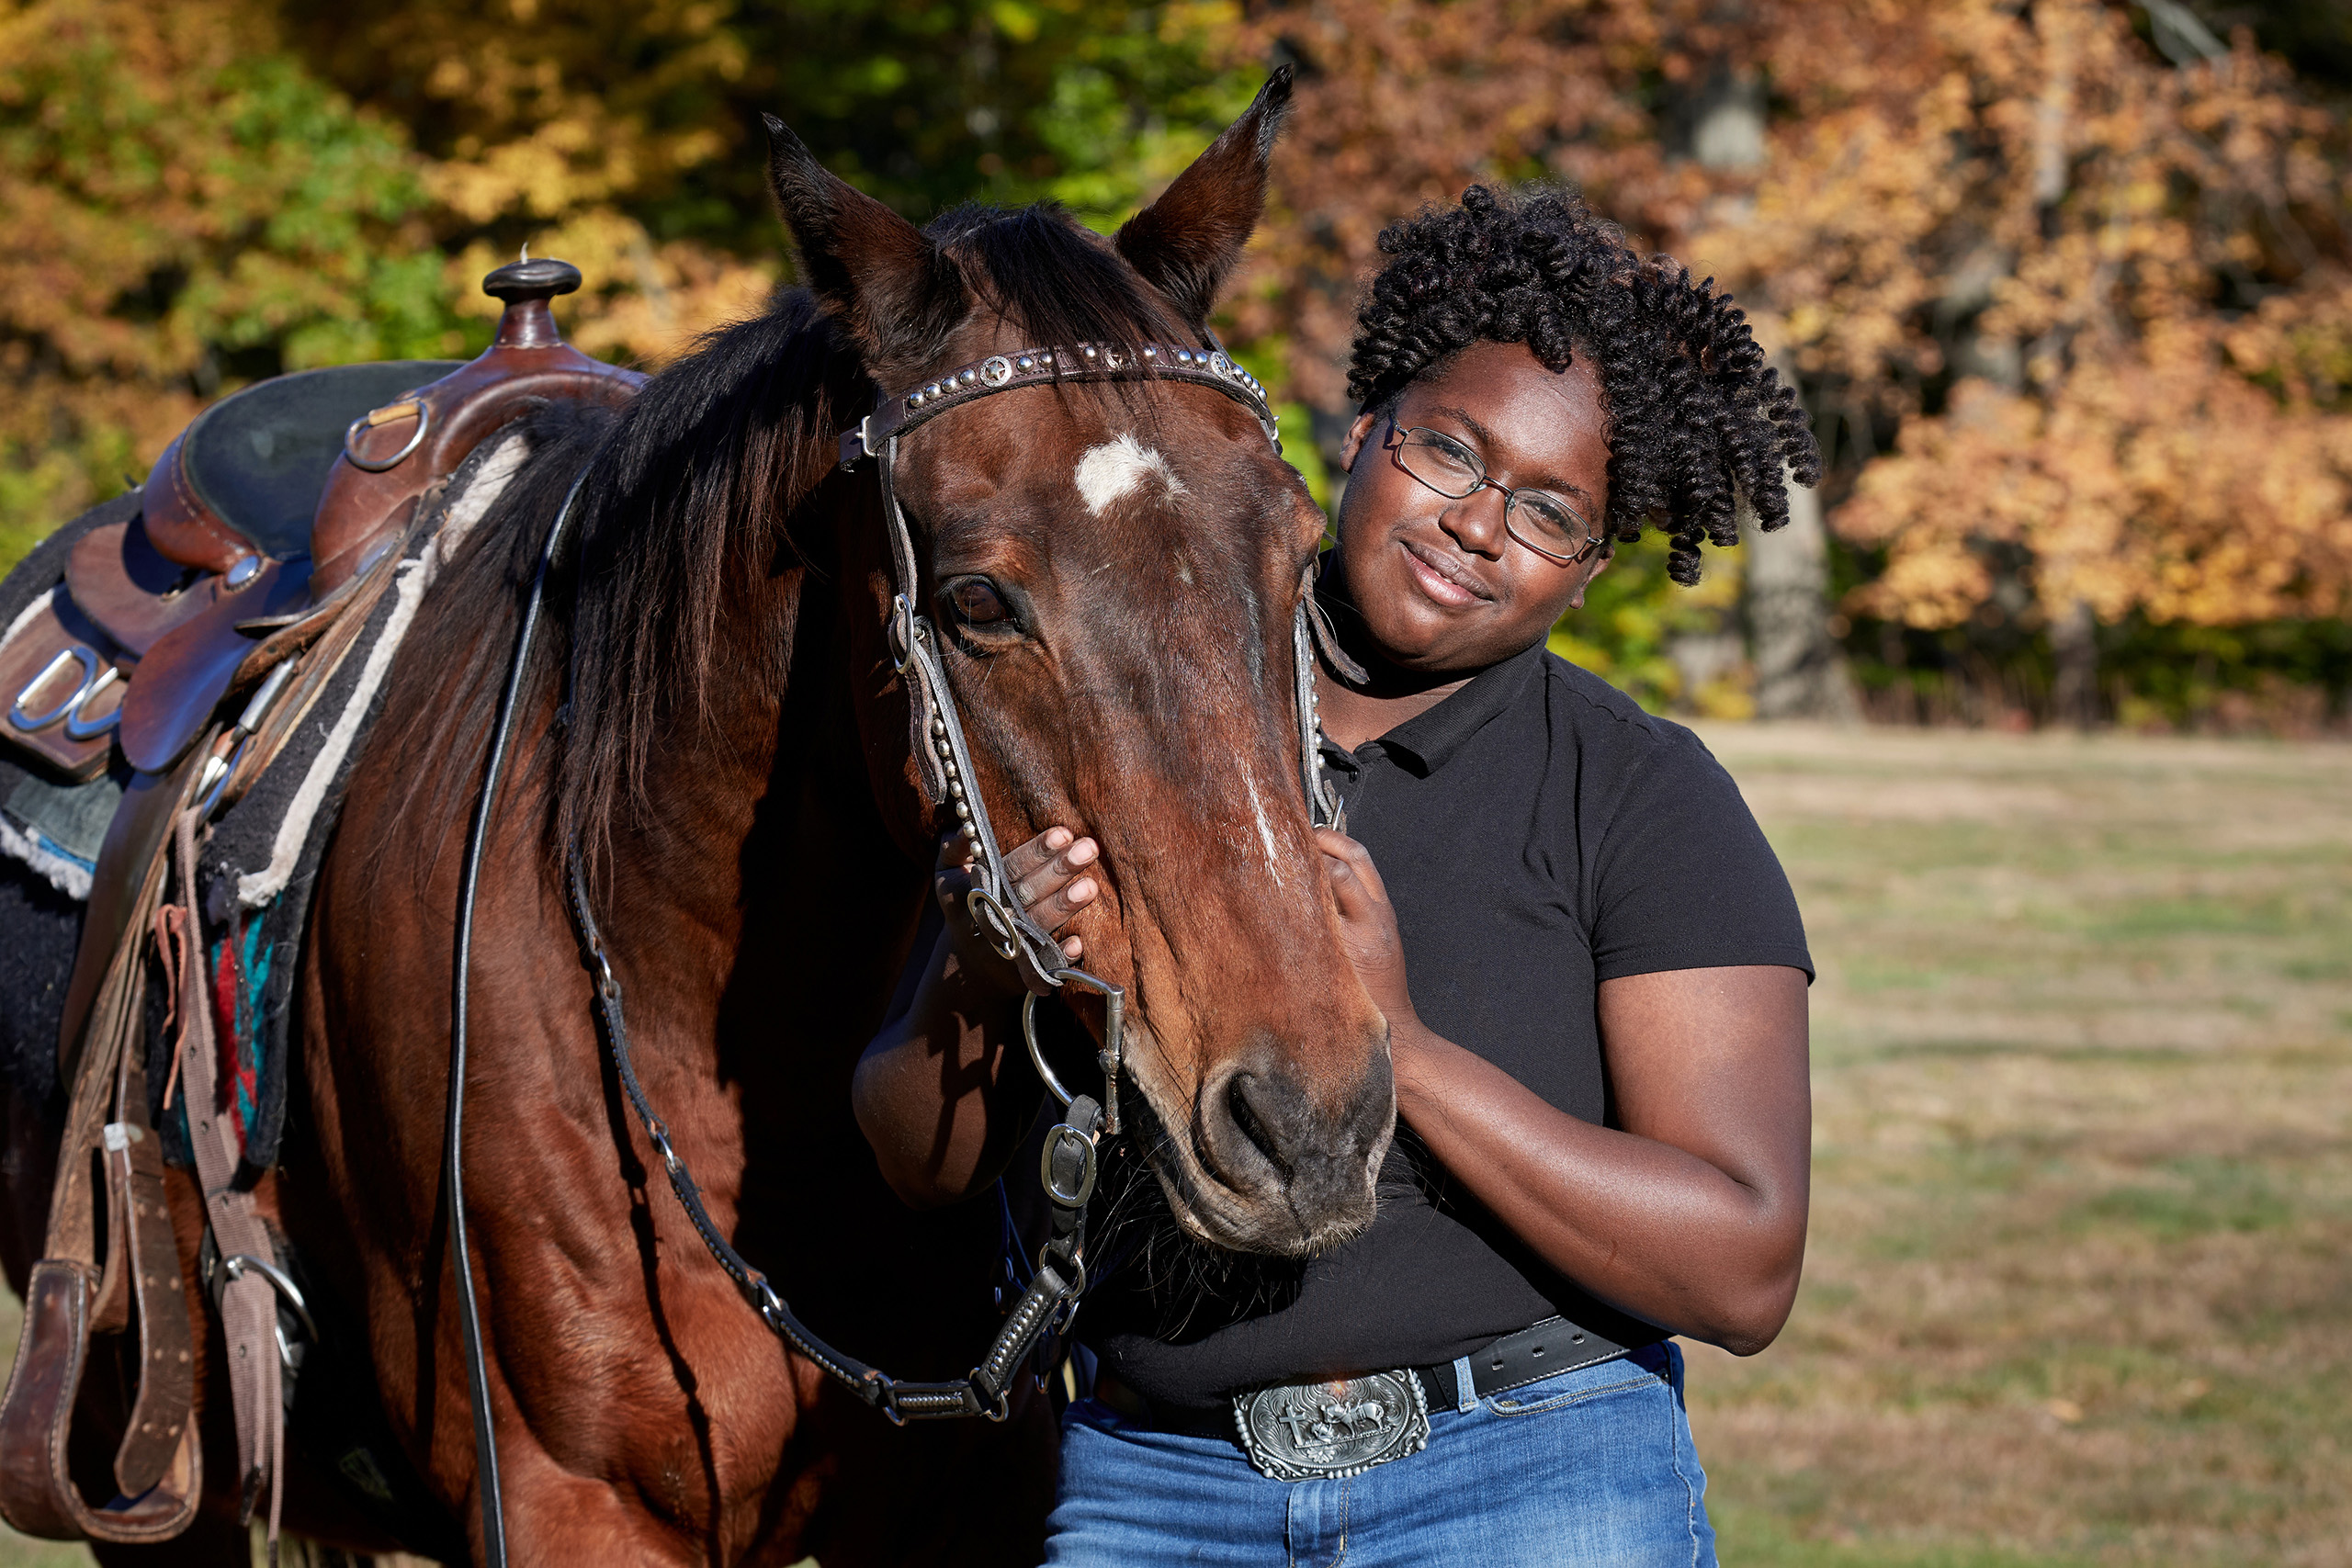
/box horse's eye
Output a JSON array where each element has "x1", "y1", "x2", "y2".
[{"x1": 946, "y1": 578, "x2": 1012, "y2": 628}]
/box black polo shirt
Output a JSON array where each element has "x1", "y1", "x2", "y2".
[{"x1": 1082, "y1": 640, "x2": 1813, "y2": 1408}]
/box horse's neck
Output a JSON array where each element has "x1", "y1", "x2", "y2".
[
  {"x1": 586, "y1": 517, "x2": 938, "y2": 1332},
  {"x1": 598, "y1": 511, "x2": 927, "y2": 1066}
]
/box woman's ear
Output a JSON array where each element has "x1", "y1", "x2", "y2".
[
  {"x1": 1339, "y1": 409, "x2": 1380, "y2": 472},
  {"x1": 1566, "y1": 546, "x2": 1613, "y2": 610}
]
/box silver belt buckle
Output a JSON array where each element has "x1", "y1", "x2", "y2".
[{"x1": 1230, "y1": 1368, "x2": 1431, "y2": 1481}]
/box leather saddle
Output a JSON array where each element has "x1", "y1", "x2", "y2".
[
  {"x1": 0, "y1": 258, "x2": 640, "y2": 1546},
  {"x1": 0, "y1": 257, "x2": 642, "y2": 784}
]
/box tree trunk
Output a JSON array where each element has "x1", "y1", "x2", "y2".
[
  {"x1": 1747, "y1": 455, "x2": 1862, "y2": 722},
  {"x1": 1686, "y1": 56, "x2": 1861, "y2": 723},
  {"x1": 2049, "y1": 598, "x2": 2099, "y2": 728}
]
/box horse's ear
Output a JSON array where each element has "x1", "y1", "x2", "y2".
[
  {"x1": 763, "y1": 113, "x2": 967, "y2": 376},
  {"x1": 1114, "y1": 67, "x2": 1295, "y2": 328}
]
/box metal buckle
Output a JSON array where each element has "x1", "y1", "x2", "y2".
[
  {"x1": 1039, "y1": 1122, "x2": 1097, "y2": 1207},
  {"x1": 838, "y1": 414, "x2": 876, "y2": 470},
  {"x1": 1231, "y1": 1368, "x2": 1431, "y2": 1482},
  {"x1": 888, "y1": 594, "x2": 918, "y2": 674}
]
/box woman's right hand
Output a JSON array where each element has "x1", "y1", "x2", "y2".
[{"x1": 933, "y1": 825, "x2": 1100, "y2": 995}]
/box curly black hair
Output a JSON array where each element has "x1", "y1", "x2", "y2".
[{"x1": 1348, "y1": 184, "x2": 1819, "y2": 584}]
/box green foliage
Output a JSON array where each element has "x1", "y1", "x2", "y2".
[
  {"x1": 1840, "y1": 600, "x2": 2352, "y2": 731},
  {"x1": 0, "y1": 0, "x2": 470, "y2": 561},
  {"x1": 1548, "y1": 532, "x2": 1747, "y2": 716},
  {"x1": 751, "y1": 1, "x2": 1256, "y2": 224},
  {"x1": 281, "y1": 0, "x2": 1255, "y2": 249}
]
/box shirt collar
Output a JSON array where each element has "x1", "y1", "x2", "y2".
[{"x1": 1351, "y1": 638, "x2": 1547, "y2": 777}]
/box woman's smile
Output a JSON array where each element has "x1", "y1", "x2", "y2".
[{"x1": 1399, "y1": 535, "x2": 1494, "y2": 607}]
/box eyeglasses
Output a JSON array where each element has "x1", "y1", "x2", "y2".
[{"x1": 1384, "y1": 417, "x2": 1604, "y2": 565}]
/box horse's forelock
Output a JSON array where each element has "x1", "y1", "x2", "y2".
[{"x1": 931, "y1": 203, "x2": 1193, "y2": 359}]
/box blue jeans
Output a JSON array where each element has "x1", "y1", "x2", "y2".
[{"x1": 1045, "y1": 1341, "x2": 1716, "y2": 1567}]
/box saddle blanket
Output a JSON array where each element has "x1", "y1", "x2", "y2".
[{"x1": 0, "y1": 434, "x2": 529, "y2": 1171}]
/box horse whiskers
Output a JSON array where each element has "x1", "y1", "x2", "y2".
[{"x1": 1088, "y1": 1127, "x2": 1308, "y2": 1341}]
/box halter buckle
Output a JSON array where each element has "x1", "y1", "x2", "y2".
[
  {"x1": 1040, "y1": 1122, "x2": 1099, "y2": 1208},
  {"x1": 966, "y1": 886, "x2": 1023, "y2": 963},
  {"x1": 838, "y1": 414, "x2": 876, "y2": 471},
  {"x1": 888, "y1": 594, "x2": 919, "y2": 674}
]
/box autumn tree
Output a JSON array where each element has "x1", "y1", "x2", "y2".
[
  {"x1": 1218, "y1": 0, "x2": 2352, "y2": 725},
  {"x1": 0, "y1": 0, "x2": 463, "y2": 562},
  {"x1": 8, "y1": 0, "x2": 2345, "y2": 725},
  {"x1": 0, "y1": 0, "x2": 1250, "y2": 561}
]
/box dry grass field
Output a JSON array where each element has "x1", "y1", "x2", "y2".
[
  {"x1": 1688, "y1": 725, "x2": 2351, "y2": 1568},
  {"x1": 2, "y1": 725, "x2": 2346, "y2": 1565}
]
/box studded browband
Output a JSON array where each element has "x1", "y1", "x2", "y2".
[{"x1": 839, "y1": 341, "x2": 1281, "y2": 469}]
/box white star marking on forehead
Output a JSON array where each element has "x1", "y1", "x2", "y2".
[{"x1": 1073, "y1": 433, "x2": 1188, "y2": 516}]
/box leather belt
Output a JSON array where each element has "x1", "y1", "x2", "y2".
[{"x1": 1099, "y1": 1314, "x2": 1666, "y2": 1471}]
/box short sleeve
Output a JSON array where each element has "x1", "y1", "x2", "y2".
[{"x1": 1586, "y1": 728, "x2": 1814, "y2": 984}]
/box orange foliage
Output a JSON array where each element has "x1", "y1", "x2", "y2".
[
  {"x1": 8, "y1": 0, "x2": 2348, "y2": 645},
  {"x1": 0, "y1": 0, "x2": 443, "y2": 541},
  {"x1": 1223, "y1": 0, "x2": 2352, "y2": 632}
]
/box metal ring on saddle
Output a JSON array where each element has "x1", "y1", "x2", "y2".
[
  {"x1": 220, "y1": 1253, "x2": 322, "y2": 1346},
  {"x1": 8, "y1": 645, "x2": 101, "y2": 733},
  {"x1": 343, "y1": 399, "x2": 431, "y2": 472},
  {"x1": 59, "y1": 664, "x2": 122, "y2": 740}
]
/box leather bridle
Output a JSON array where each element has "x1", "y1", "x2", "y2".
[
  {"x1": 447, "y1": 337, "x2": 1342, "y2": 1563},
  {"x1": 840, "y1": 339, "x2": 1340, "y2": 992}
]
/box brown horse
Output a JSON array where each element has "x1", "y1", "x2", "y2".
[{"x1": 198, "y1": 74, "x2": 1395, "y2": 1562}]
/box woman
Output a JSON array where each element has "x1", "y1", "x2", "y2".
[{"x1": 854, "y1": 185, "x2": 1817, "y2": 1566}]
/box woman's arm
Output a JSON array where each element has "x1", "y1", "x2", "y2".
[
  {"x1": 1317, "y1": 829, "x2": 1811, "y2": 1355},
  {"x1": 853, "y1": 827, "x2": 1101, "y2": 1207}
]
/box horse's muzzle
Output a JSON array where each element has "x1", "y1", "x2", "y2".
[{"x1": 1190, "y1": 1034, "x2": 1396, "y2": 1255}]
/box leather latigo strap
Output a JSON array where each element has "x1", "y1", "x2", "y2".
[
  {"x1": 168, "y1": 806, "x2": 290, "y2": 1554},
  {"x1": 105, "y1": 1118, "x2": 198, "y2": 1497}
]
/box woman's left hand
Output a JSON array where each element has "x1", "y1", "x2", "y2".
[{"x1": 1315, "y1": 828, "x2": 1421, "y2": 1043}]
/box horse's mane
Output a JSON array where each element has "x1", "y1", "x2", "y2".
[{"x1": 370, "y1": 200, "x2": 1187, "y2": 885}]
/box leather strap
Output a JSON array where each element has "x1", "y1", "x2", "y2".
[
  {"x1": 0, "y1": 1262, "x2": 202, "y2": 1542},
  {"x1": 1412, "y1": 1314, "x2": 1660, "y2": 1411},
  {"x1": 169, "y1": 807, "x2": 288, "y2": 1552},
  {"x1": 0, "y1": 761, "x2": 205, "y2": 1542},
  {"x1": 838, "y1": 341, "x2": 1277, "y2": 468},
  {"x1": 1102, "y1": 1314, "x2": 1665, "y2": 1438},
  {"x1": 106, "y1": 1113, "x2": 198, "y2": 1497}
]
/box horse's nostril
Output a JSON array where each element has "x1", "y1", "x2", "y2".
[{"x1": 1226, "y1": 1076, "x2": 1290, "y2": 1179}]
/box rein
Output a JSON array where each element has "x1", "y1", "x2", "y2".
[{"x1": 447, "y1": 338, "x2": 1339, "y2": 1562}]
